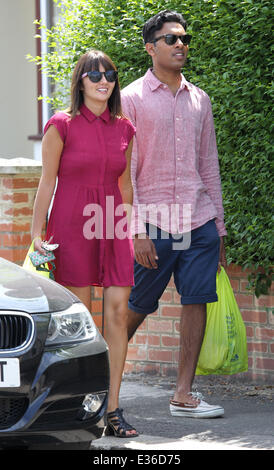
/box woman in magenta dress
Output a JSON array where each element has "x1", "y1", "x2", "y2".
[{"x1": 31, "y1": 50, "x2": 138, "y2": 437}]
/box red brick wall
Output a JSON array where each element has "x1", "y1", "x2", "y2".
[
  {"x1": 1, "y1": 160, "x2": 273, "y2": 382},
  {"x1": 0, "y1": 160, "x2": 41, "y2": 264},
  {"x1": 125, "y1": 267, "x2": 274, "y2": 382}
]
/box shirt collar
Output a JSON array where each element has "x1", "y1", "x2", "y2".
[
  {"x1": 80, "y1": 103, "x2": 111, "y2": 123},
  {"x1": 145, "y1": 68, "x2": 190, "y2": 92}
]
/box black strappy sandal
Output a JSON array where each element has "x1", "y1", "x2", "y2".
[{"x1": 105, "y1": 408, "x2": 139, "y2": 438}]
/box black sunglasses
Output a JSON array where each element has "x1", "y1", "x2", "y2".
[
  {"x1": 153, "y1": 34, "x2": 192, "y2": 46},
  {"x1": 81, "y1": 70, "x2": 118, "y2": 83}
]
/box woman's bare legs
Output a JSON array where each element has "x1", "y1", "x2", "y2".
[
  {"x1": 65, "y1": 284, "x2": 136, "y2": 436},
  {"x1": 103, "y1": 286, "x2": 130, "y2": 410},
  {"x1": 65, "y1": 286, "x2": 92, "y2": 312},
  {"x1": 65, "y1": 285, "x2": 130, "y2": 406},
  {"x1": 103, "y1": 285, "x2": 136, "y2": 436}
]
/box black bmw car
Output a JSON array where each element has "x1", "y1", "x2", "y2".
[{"x1": 0, "y1": 257, "x2": 109, "y2": 449}]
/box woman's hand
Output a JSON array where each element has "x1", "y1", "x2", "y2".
[{"x1": 33, "y1": 236, "x2": 47, "y2": 256}]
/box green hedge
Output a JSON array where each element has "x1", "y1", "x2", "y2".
[{"x1": 29, "y1": 0, "x2": 273, "y2": 296}]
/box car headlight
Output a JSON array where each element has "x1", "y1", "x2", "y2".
[{"x1": 46, "y1": 303, "x2": 97, "y2": 345}]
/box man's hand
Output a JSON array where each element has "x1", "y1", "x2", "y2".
[
  {"x1": 134, "y1": 234, "x2": 158, "y2": 269},
  {"x1": 218, "y1": 236, "x2": 227, "y2": 271}
]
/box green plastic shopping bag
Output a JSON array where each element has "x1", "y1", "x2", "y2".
[{"x1": 196, "y1": 267, "x2": 248, "y2": 375}]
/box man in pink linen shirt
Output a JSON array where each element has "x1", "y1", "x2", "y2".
[{"x1": 122, "y1": 10, "x2": 227, "y2": 418}]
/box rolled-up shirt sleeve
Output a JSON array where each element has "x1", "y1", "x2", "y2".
[{"x1": 199, "y1": 98, "x2": 227, "y2": 236}]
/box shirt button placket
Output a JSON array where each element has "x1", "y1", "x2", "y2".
[{"x1": 174, "y1": 103, "x2": 182, "y2": 208}]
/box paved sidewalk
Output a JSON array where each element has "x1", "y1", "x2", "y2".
[{"x1": 91, "y1": 374, "x2": 274, "y2": 451}]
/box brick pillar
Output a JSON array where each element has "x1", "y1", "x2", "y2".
[
  {"x1": 91, "y1": 286, "x2": 104, "y2": 335},
  {"x1": 0, "y1": 158, "x2": 42, "y2": 264}
]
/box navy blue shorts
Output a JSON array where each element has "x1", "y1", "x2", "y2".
[{"x1": 129, "y1": 220, "x2": 220, "y2": 314}]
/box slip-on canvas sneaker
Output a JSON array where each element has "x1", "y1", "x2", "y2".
[{"x1": 170, "y1": 393, "x2": 224, "y2": 418}]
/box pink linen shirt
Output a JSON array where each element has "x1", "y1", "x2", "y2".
[{"x1": 121, "y1": 69, "x2": 227, "y2": 237}]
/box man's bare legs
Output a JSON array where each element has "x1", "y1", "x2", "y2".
[
  {"x1": 172, "y1": 304, "x2": 206, "y2": 405},
  {"x1": 127, "y1": 309, "x2": 147, "y2": 341},
  {"x1": 127, "y1": 304, "x2": 206, "y2": 406}
]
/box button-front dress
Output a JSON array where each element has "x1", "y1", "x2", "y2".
[{"x1": 44, "y1": 103, "x2": 135, "y2": 287}]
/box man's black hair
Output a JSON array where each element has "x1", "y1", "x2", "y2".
[{"x1": 142, "y1": 10, "x2": 187, "y2": 44}]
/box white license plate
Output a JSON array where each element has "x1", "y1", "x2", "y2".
[{"x1": 0, "y1": 358, "x2": 20, "y2": 387}]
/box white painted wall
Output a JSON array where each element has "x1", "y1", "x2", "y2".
[{"x1": 0, "y1": 0, "x2": 37, "y2": 159}]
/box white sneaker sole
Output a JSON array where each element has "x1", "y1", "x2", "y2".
[{"x1": 170, "y1": 406, "x2": 224, "y2": 418}]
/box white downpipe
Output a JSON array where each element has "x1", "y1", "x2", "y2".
[
  {"x1": 38, "y1": 0, "x2": 57, "y2": 213},
  {"x1": 40, "y1": 0, "x2": 51, "y2": 128},
  {"x1": 34, "y1": 0, "x2": 51, "y2": 161}
]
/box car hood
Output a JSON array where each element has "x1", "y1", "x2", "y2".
[{"x1": 0, "y1": 258, "x2": 79, "y2": 314}]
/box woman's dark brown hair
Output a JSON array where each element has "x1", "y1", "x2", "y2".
[{"x1": 68, "y1": 49, "x2": 123, "y2": 119}]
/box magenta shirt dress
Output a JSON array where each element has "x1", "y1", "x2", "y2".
[{"x1": 44, "y1": 103, "x2": 135, "y2": 287}]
